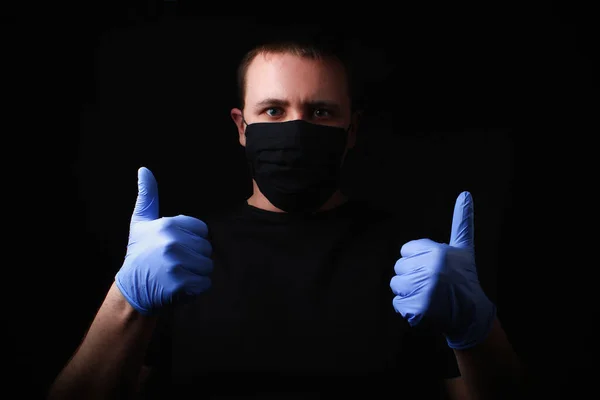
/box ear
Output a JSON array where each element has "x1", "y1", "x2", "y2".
[
  {"x1": 347, "y1": 110, "x2": 362, "y2": 150},
  {"x1": 231, "y1": 108, "x2": 246, "y2": 147}
]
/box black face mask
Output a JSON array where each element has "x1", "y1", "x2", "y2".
[{"x1": 244, "y1": 119, "x2": 350, "y2": 213}]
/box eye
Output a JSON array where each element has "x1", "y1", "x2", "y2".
[
  {"x1": 314, "y1": 108, "x2": 332, "y2": 118},
  {"x1": 266, "y1": 107, "x2": 283, "y2": 117}
]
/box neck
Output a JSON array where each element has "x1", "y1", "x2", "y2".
[{"x1": 246, "y1": 180, "x2": 348, "y2": 213}]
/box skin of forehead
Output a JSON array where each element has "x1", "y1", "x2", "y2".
[{"x1": 244, "y1": 52, "x2": 351, "y2": 112}]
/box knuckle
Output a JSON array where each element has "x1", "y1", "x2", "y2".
[
  {"x1": 159, "y1": 217, "x2": 175, "y2": 230},
  {"x1": 431, "y1": 245, "x2": 447, "y2": 261},
  {"x1": 162, "y1": 238, "x2": 180, "y2": 253}
]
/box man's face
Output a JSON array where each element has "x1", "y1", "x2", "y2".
[{"x1": 232, "y1": 52, "x2": 356, "y2": 148}]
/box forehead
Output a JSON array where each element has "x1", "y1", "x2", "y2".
[{"x1": 244, "y1": 52, "x2": 350, "y2": 106}]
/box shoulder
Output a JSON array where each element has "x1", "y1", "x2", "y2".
[
  {"x1": 342, "y1": 198, "x2": 396, "y2": 229},
  {"x1": 346, "y1": 199, "x2": 422, "y2": 249},
  {"x1": 200, "y1": 200, "x2": 250, "y2": 238}
]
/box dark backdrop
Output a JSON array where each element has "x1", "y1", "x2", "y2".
[{"x1": 5, "y1": 2, "x2": 594, "y2": 398}]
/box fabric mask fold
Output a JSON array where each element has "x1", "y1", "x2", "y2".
[{"x1": 244, "y1": 119, "x2": 349, "y2": 213}]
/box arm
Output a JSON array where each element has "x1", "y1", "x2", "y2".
[
  {"x1": 452, "y1": 317, "x2": 526, "y2": 400},
  {"x1": 48, "y1": 167, "x2": 213, "y2": 398},
  {"x1": 391, "y1": 192, "x2": 527, "y2": 400},
  {"x1": 47, "y1": 283, "x2": 158, "y2": 400},
  {"x1": 443, "y1": 318, "x2": 526, "y2": 400}
]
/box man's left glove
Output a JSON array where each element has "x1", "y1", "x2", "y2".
[{"x1": 390, "y1": 191, "x2": 496, "y2": 350}]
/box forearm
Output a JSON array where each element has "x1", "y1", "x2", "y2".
[
  {"x1": 48, "y1": 282, "x2": 158, "y2": 400},
  {"x1": 453, "y1": 317, "x2": 527, "y2": 400}
]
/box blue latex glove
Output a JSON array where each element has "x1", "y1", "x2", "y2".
[
  {"x1": 390, "y1": 191, "x2": 496, "y2": 349},
  {"x1": 115, "y1": 167, "x2": 213, "y2": 315}
]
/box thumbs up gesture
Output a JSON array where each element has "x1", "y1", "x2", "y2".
[
  {"x1": 390, "y1": 192, "x2": 496, "y2": 349},
  {"x1": 115, "y1": 167, "x2": 214, "y2": 316}
]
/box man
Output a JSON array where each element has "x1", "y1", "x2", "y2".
[{"x1": 48, "y1": 38, "x2": 525, "y2": 399}]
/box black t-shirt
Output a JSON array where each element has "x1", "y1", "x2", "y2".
[{"x1": 142, "y1": 199, "x2": 460, "y2": 399}]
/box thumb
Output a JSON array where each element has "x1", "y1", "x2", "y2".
[
  {"x1": 131, "y1": 167, "x2": 159, "y2": 224},
  {"x1": 449, "y1": 191, "x2": 474, "y2": 251}
]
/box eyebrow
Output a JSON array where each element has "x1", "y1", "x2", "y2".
[{"x1": 254, "y1": 98, "x2": 342, "y2": 111}]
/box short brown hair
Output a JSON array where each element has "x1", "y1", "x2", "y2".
[{"x1": 236, "y1": 38, "x2": 359, "y2": 111}]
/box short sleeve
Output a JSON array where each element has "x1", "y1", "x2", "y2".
[
  {"x1": 378, "y1": 203, "x2": 461, "y2": 381},
  {"x1": 366, "y1": 204, "x2": 461, "y2": 381}
]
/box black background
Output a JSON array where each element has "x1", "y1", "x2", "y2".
[{"x1": 5, "y1": 1, "x2": 595, "y2": 398}]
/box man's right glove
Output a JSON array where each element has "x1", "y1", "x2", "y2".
[{"x1": 115, "y1": 167, "x2": 214, "y2": 315}]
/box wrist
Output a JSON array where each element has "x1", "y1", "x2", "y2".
[
  {"x1": 113, "y1": 272, "x2": 155, "y2": 316},
  {"x1": 109, "y1": 281, "x2": 155, "y2": 322},
  {"x1": 446, "y1": 296, "x2": 496, "y2": 350}
]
